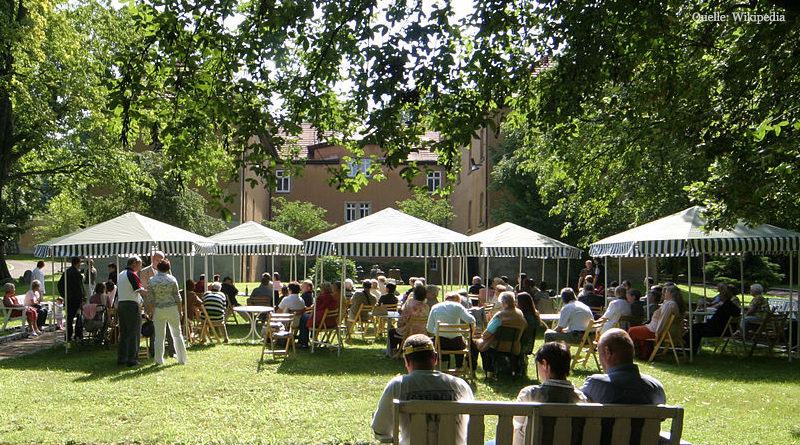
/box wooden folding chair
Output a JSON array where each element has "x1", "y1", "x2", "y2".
[
  {"x1": 346, "y1": 303, "x2": 376, "y2": 341},
  {"x1": 485, "y1": 318, "x2": 527, "y2": 378},
  {"x1": 571, "y1": 318, "x2": 605, "y2": 370},
  {"x1": 434, "y1": 322, "x2": 475, "y2": 383},
  {"x1": 198, "y1": 304, "x2": 225, "y2": 344},
  {"x1": 225, "y1": 302, "x2": 240, "y2": 326},
  {"x1": 310, "y1": 308, "x2": 344, "y2": 354},
  {"x1": 713, "y1": 316, "x2": 743, "y2": 357},
  {"x1": 374, "y1": 304, "x2": 398, "y2": 337},
  {"x1": 647, "y1": 313, "x2": 685, "y2": 364},
  {"x1": 748, "y1": 310, "x2": 788, "y2": 357},
  {"x1": 259, "y1": 312, "x2": 296, "y2": 368}
]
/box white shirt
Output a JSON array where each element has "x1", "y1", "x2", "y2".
[
  {"x1": 371, "y1": 370, "x2": 474, "y2": 445},
  {"x1": 600, "y1": 299, "x2": 632, "y2": 334},
  {"x1": 278, "y1": 293, "x2": 305, "y2": 312},
  {"x1": 117, "y1": 269, "x2": 144, "y2": 304},
  {"x1": 426, "y1": 301, "x2": 476, "y2": 337},
  {"x1": 31, "y1": 268, "x2": 46, "y2": 293},
  {"x1": 24, "y1": 290, "x2": 41, "y2": 307},
  {"x1": 556, "y1": 301, "x2": 594, "y2": 332}
]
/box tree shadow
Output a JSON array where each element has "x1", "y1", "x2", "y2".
[{"x1": 109, "y1": 361, "x2": 180, "y2": 381}]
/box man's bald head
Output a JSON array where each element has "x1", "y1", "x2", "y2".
[{"x1": 598, "y1": 328, "x2": 634, "y2": 370}]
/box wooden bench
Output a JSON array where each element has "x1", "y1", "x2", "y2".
[
  {"x1": 2, "y1": 295, "x2": 28, "y2": 332},
  {"x1": 389, "y1": 400, "x2": 687, "y2": 445}
]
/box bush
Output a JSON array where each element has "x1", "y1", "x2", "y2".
[
  {"x1": 704, "y1": 254, "x2": 784, "y2": 290},
  {"x1": 309, "y1": 256, "x2": 357, "y2": 283}
]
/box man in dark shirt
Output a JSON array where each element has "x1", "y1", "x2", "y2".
[
  {"x1": 57, "y1": 256, "x2": 86, "y2": 342},
  {"x1": 220, "y1": 277, "x2": 241, "y2": 307},
  {"x1": 581, "y1": 329, "x2": 666, "y2": 405},
  {"x1": 684, "y1": 292, "x2": 740, "y2": 354},
  {"x1": 578, "y1": 284, "x2": 605, "y2": 311},
  {"x1": 577, "y1": 260, "x2": 593, "y2": 289},
  {"x1": 468, "y1": 276, "x2": 484, "y2": 295},
  {"x1": 377, "y1": 282, "x2": 399, "y2": 306},
  {"x1": 299, "y1": 279, "x2": 315, "y2": 307}
]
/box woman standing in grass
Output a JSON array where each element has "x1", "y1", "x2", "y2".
[{"x1": 145, "y1": 260, "x2": 187, "y2": 365}]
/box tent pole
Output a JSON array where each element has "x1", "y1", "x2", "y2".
[
  {"x1": 604, "y1": 257, "x2": 608, "y2": 296},
  {"x1": 645, "y1": 256, "x2": 650, "y2": 321},
  {"x1": 688, "y1": 255, "x2": 693, "y2": 362},
  {"x1": 702, "y1": 254, "x2": 707, "y2": 302},
  {"x1": 566, "y1": 258, "x2": 570, "y2": 290},
  {"x1": 211, "y1": 256, "x2": 215, "y2": 281},
  {"x1": 789, "y1": 252, "x2": 793, "y2": 361},
  {"x1": 618, "y1": 257, "x2": 622, "y2": 285},
  {"x1": 338, "y1": 255, "x2": 346, "y2": 356},
  {"x1": 556, "y1": 259, "x2": 560, "y2": 293},
  {"x1": 204, "y1": 255, "x2": 209, "y2": 294},
  {"x1": 440, "y1": 257, "x2": 444, "y2": 290},
  {"x1": 541, "y1": 259, "x2": 545, "y2": 284},
  {"x1": 183, "y1": 254, "x2": 189, "y2": 340},
  {"x1": 485, "y1": 257, "x2": 490, "y2": 283},
  {"x1": 271, "y1": 255, "x2": 275, "y2": 285},
  {"x1": 232, "y1": 255, "x2": 236, "y2": 283},
  {"x1": 739, "y1": 254, "x2": 745, "y2": 300},
  {"x1": 424, "y1": 257, "x2": 428, "y2": 282},
  {"x1": 518, "y1": 255, "x2": 523, "y2": 288},
  {"x1": 50, "y1": 255, "x2": 55, "y2": 300},
  {"x1": 303, "y1": 255, "x2": 307, "y2": 282}
]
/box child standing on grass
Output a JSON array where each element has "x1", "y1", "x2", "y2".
[{"x1": 54, "y1": 297, "x2": 64, "y2": 330}]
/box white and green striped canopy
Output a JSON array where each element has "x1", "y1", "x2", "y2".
[
  {"x1": 589, "y1": 206, "x2": 800, "y2": 257},
  {"x1": 210, "y1": 221, "x2": 302, "y2": 255},
  {"x1": 468, "y1": 222, "x2": 581, "y2": 259},
  {"x1": 304, "y1": 208, "x2": 480, "y2": 257},
  {"x1": 34, "y1": 212, "x2": 216, "y2": 258}
]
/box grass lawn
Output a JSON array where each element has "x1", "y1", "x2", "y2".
[{"x1": 1, "y1": 322, "x2": 799, "y2": 444}]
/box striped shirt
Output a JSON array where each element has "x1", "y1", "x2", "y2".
[{"x1": 202, "y1": 291, "x2": 227, "y2": 322}]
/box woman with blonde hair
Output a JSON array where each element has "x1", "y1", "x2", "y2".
[{"x1": 628, "y1": 284, "x2": 686, "y2": 360}]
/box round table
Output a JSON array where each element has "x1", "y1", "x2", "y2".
[
  {"x1": 233, "y1": 305, "x2": 274, "y2": 343},
  {"x1": 374, "y1": 311, "x2": 401, "y2": 357},
  {"x1": 540, "y1": 313, "x2": 560, "y2": 328}
]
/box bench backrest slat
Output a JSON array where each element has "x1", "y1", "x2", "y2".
[{"x1": 393, "y1": 400, "x2": 684, "y2": 445}]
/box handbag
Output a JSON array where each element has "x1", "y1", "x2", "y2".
[{"x1": 141, "y1": 317, "x2": 154, "y2": 337}]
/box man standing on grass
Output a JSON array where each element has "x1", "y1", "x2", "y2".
[
  {"x1": 58, "y1": 256, "x2": 85, "y2": 343},
  {"x1": 32, "y1": 261, "x2": 46, "y2": 294},
  {"x1": 372, "y1": 334, "x2": 474, "y2": 445}
]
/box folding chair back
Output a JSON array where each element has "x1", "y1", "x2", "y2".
[
  {"x1": 748, "y1": 309, "x2": 789, "y2": 357},
  {"x1": 571, "y1": 318, "x2": 604, "y2": 370},
  {"x1": 259, "y1": 312, "x2": 296, "y2": 367},
  {"x1": 647, "y1": 313, "x2": 685, "y2": 364},
  {"x1": 347, "y1": 303, "x2": 376, "y2": 341},
  {"x1": 434, "y1": 322, "x2": 475, "y2": 382},
  {"x1": 713, "y1": 316, "x2": 743, "y2": 357},
  {"x1": 198, "y1": 303, "x2": 224, "y2": 344}
]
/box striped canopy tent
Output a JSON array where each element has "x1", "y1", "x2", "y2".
[
  {"x1": 35, "y1": 212, "x2": 216, "y2": 258},
  {"x1": 304, "y1": 208, "x2": 480, "y2": 258},
  {"x1": 588, "y1": 206, "x2": 800, "y2": 361},
  {"x1": 468, "y1": 222, "x2": 582, "y2": 290},
  {"x1": 589, "y1": 206, "x2": 800, "y2": 258},
  {"x1": 34, "y1": 212, "x2": 216, "y2": 349},
  {"x1": 209, "y1": 221, "x2": 303, "y2": 283},
  {"x1": 304, "y1": 207, "x2": 480, "y2": 354}
]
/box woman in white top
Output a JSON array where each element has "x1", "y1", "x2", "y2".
[
  {"x1": 600, "y1": 285, "x2": 632, "y2": 334},
  {"x1": 23, "y1": 280, "x2": 46, "y2": 334},
  {"x1": 627, "y1": 284, "x2": 687, "y2": 360}
]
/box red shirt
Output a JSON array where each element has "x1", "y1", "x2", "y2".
[{"x1": 308, "y1": 291, "x2": 340, "y2": 328}]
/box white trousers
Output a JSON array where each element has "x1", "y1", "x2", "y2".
[{"x1": 153, "y1": 306, "x2": 188, "y2": 365}]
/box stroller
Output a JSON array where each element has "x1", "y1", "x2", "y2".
[{"x1": 80, "y1": 303, "x2": 109, "y2": 346}]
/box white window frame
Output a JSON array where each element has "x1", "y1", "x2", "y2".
[
  {"x1": 427, "y1": 171, "x2": 442, "y2": 193},
  {"x1": 347, "y1": 158, "x2": 372, "y2": 178},
  {"x1": 358, "y1": 202, "x2": 371, "y2": 219},
  {"x1": 275, "y1": 169, "x2": 291, "y2": 193},
  {"x1": 345, "y1": 201, "x2": 371, "y2": 222}
]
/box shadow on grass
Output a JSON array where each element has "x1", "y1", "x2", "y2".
[
  {"x1": 0, "y1": 341, "x2": 129, "y2": 382},
  {"x1": 273, "y1": 344, "x2": 406, "y2": 376},
  {"x1": 641, "y1": 346, "x2": 800, "y2": 383},
  {"x1": 109, "y1": 361, "x2": 181, "y2": 381}
]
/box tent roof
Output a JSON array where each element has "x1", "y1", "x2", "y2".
[
  {"x1": 589, "y1": 206, "x2": 800, "y2": 257},
  {"x1": 34, "y1": 212, "x2": 216, "y2": 257},
  {"x1": 209, "y1": 221, "x2": 302, "y2": 255},
  {"x1": 467, "y1": 222, "x2": 581, "y2": 259},
  {"x1": 304, "y1": 208, "x2": 480, "y2": 257}
]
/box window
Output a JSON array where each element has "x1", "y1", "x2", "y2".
[
  {"x1": 467, "y1": 200, "x2": 472, "y2": 231},
  {"x1": 429, "y1": 258, "x2": 439, "y2": 271},
  {"x1": 275, "y1": 169, "x2": 291, "y2": 193},
  {"x1": 347, "y1": 158, "x2": 372, "y2": 178},
  {"x1": 478, "y1": 192, "x2": 484, "y2": 225},
  {"x1": 427, "y1": 171, "x2": 442, "y2": 193},
  {"x1": 345, "y1": 201, "x2": 372, "y2": 222}
]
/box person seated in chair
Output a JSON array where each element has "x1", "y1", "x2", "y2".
[
  {"x1": 202, "y1": 282, "x2": 229, "y2": 343},
  {"x1": 220, "y1": 277, "x2": 241, "y2": 307},
  {"x1": 277, "y1": 282, "x2": 306, "y2": 331},
  {"x1": 468, "y1": 275, "x2": 484, "y2": 295},
  {"x1": 578, "y1": 283, "x2": 605, "y2": 312},
  {"x1": 684, "y1": 285, "x2": 740, "y2": 355},
  {"x1": 5, "y1": 282, "x2": 41, "y2": 336},
  {"x1": 299, "y1": 279, "x2": 315, "y2": 307},
  {"x1": 371, "y1": 334, "x2": 474, "y2": 445},
  {"x1": 744, "y1": 283, "x2": 769, "y2": 328},
  {"x1": 348, "y1": 279, "x2": 377, "y2": 320},
  {"x1": 377, "y1": 282, "x2": 399, "y2": 306},
  {"x1": 581, "y1": 328, "x2": 666, "y2": 404},
  {"x1": 427, "y1": 291, "x2": 476, "y2": 370},
  {"x1": 628, "y1": 284, "x2": 686, "y2": 360},
  {"x1": 389, "y1": 286, "x2": 430, "y2": 354},
  {"x1": 544, "y1": 288, "x2": 594, "y2": 344},
  {"x1": 298, "y1": 281, "x2": 339, "y2": 348},
  {"x1": 476, "y1": 291, "x2": 528, "y2": 378},
  {"x1": 506, "y1": 342, "x2": 587, "y2": 445},
  {"x1": 248, "y1": 274, "x2": 273, "y2": 307},
  {"x1": 599, "y1": 286, "x2": 632, "y2": 334}
]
